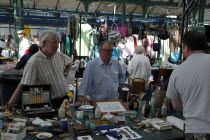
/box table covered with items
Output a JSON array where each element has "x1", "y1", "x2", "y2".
[
  {"x1": 0, "y1": 82, "x2": 184, "y2": 140},
  {"x1": 0, "y1": 100, "x2": 184, "y2": 140}
]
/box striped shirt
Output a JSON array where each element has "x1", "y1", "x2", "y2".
[{"x1": 21, "y1": 50, "x2": 72, "y2": 99}]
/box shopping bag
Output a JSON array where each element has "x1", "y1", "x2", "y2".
[{"x1": 114, "y1": 22, "x2": 128, "y2": 37}]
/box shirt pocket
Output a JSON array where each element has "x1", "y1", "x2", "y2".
[{"x1": 111, "y1": 71, "x2": 119, "y2": 83}]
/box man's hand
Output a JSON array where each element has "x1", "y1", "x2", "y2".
[
  {"x1": 74, "y1": 100, "x2": 82, "y2": 108},
  {"x1": 0, "y1": 106, "x2": 6, "y2": 111}
]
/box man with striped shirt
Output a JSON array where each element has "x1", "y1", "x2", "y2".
[{"x1": 0, "y1": 30, "x2": 72, "y2": 110}]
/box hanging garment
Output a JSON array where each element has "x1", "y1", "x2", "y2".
[
  {"x1": 153, "y1": 36, "x2": 161, "y2": 51},
  {"x1": 112, "y1": 47, "x2": 120, "y2": 60},
  {"x1": 91, "y1": 45, "x2": 100, "y2": 59},
  {"x1": 132, "y1": 35, "x2": 137, "y2": 48},
  {"x1": 170, "y1": 46, "x2": 180, "y2": 63},
  {"x1": 67, "y1": 15, "x2": 79, "y2": 43},
  {"x1": 158, "y1": 30, "x2": 169, "y2": 40},
  {"x1": 171, "y1": 30, "x2": 180, "y2": 53},
  {"x1": 66, "y1": 36, "x2": 70, "y2": 56},
  {"x1": 24, "y1": 26, "x2": 30, "y2": 37},
  {"x1": 122, "y1": 36, "x2": 135, "y2": 58},
  {"x1": 30, "y1": 29, "x2": 38, "y2": 36},
  {"x1": 76, "y1": 23, "x2": 94, "y2": 56},
  {"x1": 67, "y1": 16, "x2": 71, "y2": 36}
]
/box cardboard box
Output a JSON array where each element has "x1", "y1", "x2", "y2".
[
  {"x1": 1, "y1": 128, "x2": 26, "y2": 140},
  {"x1": 1, "y1": 118, "x2": 26, "y2": 140}
]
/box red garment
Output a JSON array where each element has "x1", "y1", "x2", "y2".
[
  {"x1": 132, "y1": 35, "x2": 137, "y2": 48},
  {"x1": 24, "y1": 49, "x2": 29, "y2": 55}
]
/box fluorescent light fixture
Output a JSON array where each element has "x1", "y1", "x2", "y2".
[{"x1": 166, "y1": 15, "x2": 177, "y2": 18}]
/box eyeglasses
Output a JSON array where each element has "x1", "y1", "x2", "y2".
[{"x1": 102, "y1": 49, "x2": 113, "y2": 52}]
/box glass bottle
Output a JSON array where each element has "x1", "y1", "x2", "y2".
[
  {"x1": 129, "y1": 96, "x2": 139, "y2": 110},
  {"x1": 144, "y1": 99, "x2": 150, "y2": 117},
  {"x1": 150, "y1": 92, "x2": 156, "y2": 118},
  {"x1": 58, "y1": 104, "x2": 65, "y2": 119},
  {"x1": 95, "y1": 106, "x2": 101, "y2": 119},
  {"x1": 161, "y1": 103, "x2": 167, "y2": 116}
]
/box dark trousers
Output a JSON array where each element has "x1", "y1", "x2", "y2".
[{"x1": 185, "y1": 133, "x2": 210, "y2": 140}]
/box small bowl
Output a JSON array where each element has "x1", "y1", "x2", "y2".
[{"x1": 80, "y1": 105, "x2": 94, "y2": 115}]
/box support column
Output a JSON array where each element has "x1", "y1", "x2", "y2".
[
  {"x1": 142, "y1": 3, "x2": 148, "y2": 22},
  {"x1": 122, "y1": 0, "x2": 126, "y2": 26},
  {"x1": 192, "y1": 9, "x2": 198, "y2": 26},
  {"x1": 198, "y1": 0, "x2": 206, "y2": 25},
  {"x1": 53, "y1": 13, "x2": 61, "y2": 27},
  {"x1": 180, "y1": 0, "x2": 186, "y2": 60},
  {"x1": 13, "y1": 0, "x2": 24, "y2": 59}
]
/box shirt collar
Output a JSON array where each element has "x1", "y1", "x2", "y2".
[
  {"x1": 38, "y1": 49, "x2": 56, "y2": 60},
  {"x1": 99, "y1": 57, "x2": 113, "y2": 65}
]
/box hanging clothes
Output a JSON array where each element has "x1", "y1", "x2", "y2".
[
  {"x1": 76, "y1": 23, "x2": 94, "y2": 56},
  {"x1": 24, "y1": 26, "x2": 30, "y2": 37},
  {"x1": 153, "y1": 36, "x2": 160, "y2": 51},
  {"x1": 132, "y1": 35, "x2": 137, "y2": 48},
  {"x1": 171, "y1": 29, "x2": 180, "y2": 52},
  {"x1": 170, "y1": 46, "x2": 180, "y2": 63},
  {"x1": 170, "y1": 29, "x2": 180, "y2": 63},
  {"x1": 112, "y1": 47, "x2": 120, "y2": 60},
  {"x1": 67, "y1": 15, "x2": 79, "y2": 43},
  {"x1": 122, "y1": 36, "x2": 135, "y2": 58},
  {"x1": 91, "y1": 45, "x2": 100, "y2": 59},
  {"x1": 30, "y1": 29, "x2": 38, "y2": 36},
  {"x1": 66, "y1": 36, "x2": 74, "y2": 56}
]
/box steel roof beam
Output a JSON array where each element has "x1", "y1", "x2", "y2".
[
  {"x1": 95, "y1": 2, "x2": 102, "y2": 12},
  {"x1": 76, "y1": 1, "x2": 82, "y2": 12},
  {"x1": 55, "y1": 0, "x2": 60, "y2": 10},
  {"x1": 0, "y1": 6, "x2": 181, "y2": 20},
  {"x1": 89, "y1": 0, "x2": 210, "y2": 8}
]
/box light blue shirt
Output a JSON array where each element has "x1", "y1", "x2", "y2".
[{"x1": 78, "y1": 57, "x2": 126, "y2": 101}]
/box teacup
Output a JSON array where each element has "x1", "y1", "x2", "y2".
[{"x1": 75, "y1": 111, "x2": 84, "y2": 119}]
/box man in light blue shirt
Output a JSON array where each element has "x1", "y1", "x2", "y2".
[{"x1": 74, "y1": 41, "x2": 126, "y2": 107}]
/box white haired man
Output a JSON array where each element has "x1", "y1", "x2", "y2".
[{"x1": 0, "y1": 30, "x2": 72, "y2": 110}]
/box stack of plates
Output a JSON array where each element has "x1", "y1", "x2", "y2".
[{"x1": 80, "y1": 105, "x2": 94, "y2": 115}]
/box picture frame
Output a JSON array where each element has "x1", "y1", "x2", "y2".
[{"x1": 92, "y1": 99, "x2": 129, "y2": 115}]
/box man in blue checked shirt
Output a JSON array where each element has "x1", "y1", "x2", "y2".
[{"x1": 74, "y1": 41, "x2": 126, "y2": 107}]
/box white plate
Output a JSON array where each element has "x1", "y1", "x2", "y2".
[
  {"x1": 80, "y1": 105, "x2": 94, "y2": 110},
  {"x1": 36, "y1": 132, "x2": 53, "y2": 139}
]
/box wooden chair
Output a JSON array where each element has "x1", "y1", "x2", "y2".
[{"x1": 127, "y1": 78, "x2": 146, "y2": 101}]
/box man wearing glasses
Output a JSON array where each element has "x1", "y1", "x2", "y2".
[{"x1": 74, "y1": 41, "x2": 126, "y2": 107}]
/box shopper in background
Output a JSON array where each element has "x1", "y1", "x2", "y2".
[
  {"x1": 127, "y1": 45, "x2": 151, "y2": 85},
  {"x1": 0, "y1": 30, "x2": 72, "y2": 110},
  {"x1": 112, "y1": 42, "x2": 120, "y2": 60},
  {"x1": 166, "y1": 31, "x2": 210, "y2": 140},
  {"x1": 0, "y1": 39, "x2": 7, "y2": 56},
  {"x1": 74, "y1": 41, "x2": 126, "y2": 107},
  {"x1": 17, "y1": 30, "x2": 30, "y2": 58},
  {"x1": 14, "y1": 44, "x2": 39, "y2": 70}
]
